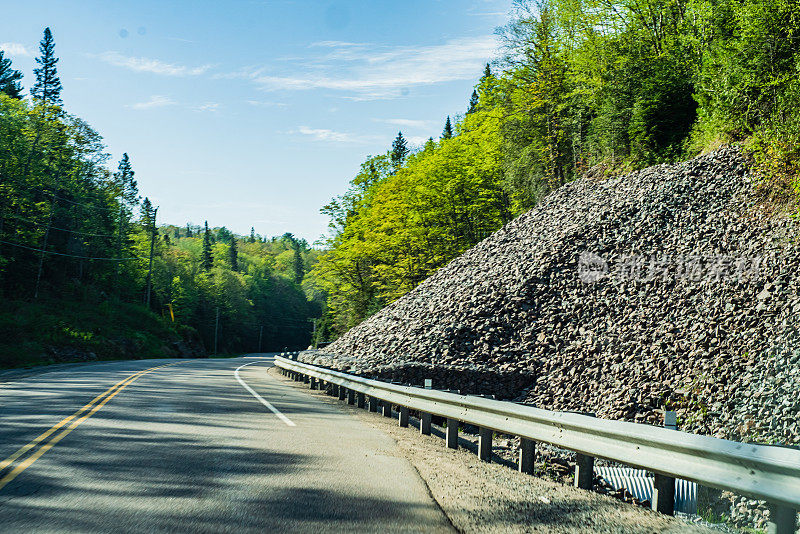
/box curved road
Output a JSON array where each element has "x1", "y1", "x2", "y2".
[{"x1": 0, "y1": 355, "x2": 453, "y2": 533}]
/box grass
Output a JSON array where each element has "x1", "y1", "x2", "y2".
[{"x1": 0, "y1": 298, "x2": 190, "y2": 369}]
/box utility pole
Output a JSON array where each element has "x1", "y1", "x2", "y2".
[
  {"x1": 145, "y1": 206, "x2": 158, "y2": 308},
  {"x1": 258, "y1": 325, "x2": 263, "y2": 353},
  {"x1": 214, "y1": 307, "x2": 220, "y2": 355}
]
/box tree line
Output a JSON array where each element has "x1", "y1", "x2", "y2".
[
  {"x1": 0, "y1": 29, "x2": 320, "y2": 365},
  {"x1": 311, "y1": 0, "x2": 800, "y2": 339}
]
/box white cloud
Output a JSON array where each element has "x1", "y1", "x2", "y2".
[
  {"x1": 194, "y1": 102, "x2": 220, "y2": 112},
  {"x1": 96, "y1": 51, "x2": 212, "y2": 76},
  {"x1": 375, "y1": 118, "x2": 436, "y2": 129},
  {"x1": 0, "y1": 42, "x2": 32, "y2": 57},
  {"x1": 296, "y1": 126, "x2": 378, "y2": 144},
  {"x1": 225, "y1": 36, "x2": 498, "y2": 100},
  {"x1": 407, "y1": 135, "x2": 432, "y2": 146},
  {"x1": 128, "y1": 95, "x2": 176, "y2": 110},
  {"x1": 247, "y1": 100, "x2": 287, "y2": 108}
]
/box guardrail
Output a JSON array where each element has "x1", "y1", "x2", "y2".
[{"x1": 274, "y1": 356, "x2": 800, "y2": 534}]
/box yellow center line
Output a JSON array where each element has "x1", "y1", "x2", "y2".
[
  {"x1": 0, "y1": 367, "x2": 151, "y2": 473},
  {"x1": 0, "y1": 361, "x2": 183, "y2": 491}
]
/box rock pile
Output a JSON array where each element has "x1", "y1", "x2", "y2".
[{"x1": 305, "y1": 146, "x2": 799, "y2": 447}]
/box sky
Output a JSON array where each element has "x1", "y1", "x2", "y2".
[{"x1": 0, "y1": 0, "x2": 513, "y2": 244}]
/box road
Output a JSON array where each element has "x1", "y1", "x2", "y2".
[{"x1": 0, "y1": 355, "x2": 454, "y2": 533}]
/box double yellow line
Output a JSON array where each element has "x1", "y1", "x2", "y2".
[{"x1": 0, "y1": 361, "x2": 181, "y2": 492}]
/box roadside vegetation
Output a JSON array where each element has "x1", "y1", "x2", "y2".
[
  {"x1": 0, "y1": 29, "x2": 321, "y2": 368},
  {"x1": 312, "y1": 0, "x2": 800, "y2": 339}
]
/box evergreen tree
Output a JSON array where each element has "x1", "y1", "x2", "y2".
[
  {"x1": 114, "y1": 153, "x2": 138, "y2": 205},
  {"x1": 202, "y1": 221, "x2": 213, "y2": 271},
  {"x1": 32, "y1": 27, "x2": 62, "y2": 106},
  {"x1": 442, "y1": 116, "x2": 453, "y2": 139},
  {"x1": 390, "y1": 131, "x2": 409, "y2": 169},
  {"x1": 186, "y1": 224, "x2": 193, "y2": 237},
  {"x1": 292, "y1": 244, "x2": 304, "y2": 285},
  {"x1": 229, "y1": 238, "x2": 239, "y2": 272},
  {"x1": 0, "y1": 50, "x2": 23, "y2": 99},
  {"x1": 140, "y1": 197, "x2": 154, "y2": 228},
  {"x1": 249, "y1": 227, "x2": 256, "y2": 243},
  {"x1": 467, "y1": 90, "x2": 479, "y2": 114},
  {"x1": 482, "y1": 63, "x2": 491, "y2": 81}
]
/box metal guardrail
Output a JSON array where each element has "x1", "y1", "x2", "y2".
[{"x1": 275, "y1": 356, "x2": 800, "y2": 533}]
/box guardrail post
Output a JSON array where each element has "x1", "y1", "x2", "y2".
[
  {"x1": 338, "y1": 385, "x2": 346, "y2": 401},
  {"x1": 420, "y1": 413, "x2": 432, "y2": 435},
  {"x1": 574, "y1": 453, "x2": 594, "y2": 490},
  {"x1": 653, "y1": 410, "x2": 677, "y2": 516},
  {"x1": 398, "y1": 406, "x2": 409, "y2": 427},
  {"x1": 303, "y1": 374, "x2": 309, "y2": 384},
  {"x1": 369, "y1": 396, "x2": 379, "y2": 412},
  {"x1": 356, "y1": 392, "x2": 365, "y2": 408},
  {"x1": 767, "y1": 504, "x2": 797, "y2": 534},
  {"x1": 382, "y1": 400, "x2": 392, "y2": 418},
  {"x1": 446, "y1": 418, "x2": 458, "y2": 449},
  {"x1": 478, "y1": 427, "x2": 492, "y2": 462},
  {"x1": 519, "y1": 438, "x2": 535, "y2": 474},
  {"x1": 310, "y1": 377, "x2": 318, "y2": 390},
  {"x1": 347, "y1": 389, "x2": 355, "y2": 405}
]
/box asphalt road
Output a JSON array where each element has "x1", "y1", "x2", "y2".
[{"x1": 0, "y1": 355, "x2": 454, "y2": 533}]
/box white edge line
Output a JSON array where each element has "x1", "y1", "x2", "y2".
[{"x1": 234, "y1": 362, "x2": 296, "y2": 427}]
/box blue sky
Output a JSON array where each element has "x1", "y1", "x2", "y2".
[{"x1": 1, "y1": 0, "x2": 512, "y2": 243}]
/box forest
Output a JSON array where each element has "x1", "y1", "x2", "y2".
[
  {"x1": 312, "y1": 0, "x2": 800, "y2": 338},
  {"x1": 0, "y1": 29, "x2": 321, "y2": 367}
]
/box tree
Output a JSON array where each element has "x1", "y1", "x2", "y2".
[
  {"x1": 292, "y1": 244, "x2": 304, "y2": 285},
  {"x1": 249, "y1": 227, "x2": 256, "y2": 243},
  {"x1": 32, "y1": 27, "x2": 62, "y2": 106},
  {"x1": 115, "y1": 153, "x2": 138, "y2": 205},
  {"x1": 186, "y1": 224, "x2": 193, "y2": 237},
  {"x1": 442, "y1": 116, "x2": 453, "y2": 139},
  {"x1": 0, "y1": 50, "x2": 23, "y2": 99},
  {"x1": 229, "y1": 238, "x2": 239, "y2": 272},
  {"x1": 390, "y1": 131, "x2": 409, "y2": 170},
  {"x1": 202, "y1": 221, "x2": 213, "y2": 271},
  {"x1": 467, "y1": 90, "x2": 479, "y2": 114}
]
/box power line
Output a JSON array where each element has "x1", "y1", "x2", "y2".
[
  {"x1": 1, "y1": 212, "x2": 118, "y2": 238},
  {"x1": 0, "y1": 239, "x2": 138, "y2": 261}
]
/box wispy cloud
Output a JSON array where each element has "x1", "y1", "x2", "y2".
[
  {"x1": 375, "y1": 118, "x2": 437, "y2": 129},
  {"x1": 96, "y1": 51, "x2": 212, "y2": 76},
  {"x1": 225, "y1": 36, "x2": 498, "y2": 100},
  {"x1": 0, "y1": 42, "x2": 32, "y2": 57},
  {"x1": 247, "y1": 99, "x2": 288, "y2": 108},
  {"x1": 295, "y1": 126, "x2": 379, "y2": 144},
  {"x1": 194, "y1": 102, "x2": 220, "y2": 112},
  {"x1": 128, "y1": 95, "x2": 176, "y2": 110}
]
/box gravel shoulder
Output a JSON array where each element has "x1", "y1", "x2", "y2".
[{"x1": 269, "y1": 367, "x2": 715, "y2": 534}]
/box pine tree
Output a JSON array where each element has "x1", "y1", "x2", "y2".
[
  {"x1": 115, "y1": 153, "x2": 138, "y2": 205},
  {"x1": 0, "y1": 50, "x2": 24, "y2": 99},
  {"x1": 186, "y1": 224, "x2": 193, "y2": 237},
  {"x1": 140, "y1": 197, "x2": 154, "y2": 228},
  {"x1": 202, "y1": 221, "x2": 213, "y2": 271},
  {"x1": 390, "y1": 131, "x2": 409, "y2": 170},
  {"x1": 467, "y1": 90, "x2": 479, "y2": 114},
  {"x1": 249, "y1": 227, "x2": 256, "y2": 243},
  {"x1": 32, "y1": 28, "x2": 62, "y2": 106},
  {"x1": 442, "y1": 116, "x2": 453, "y2": 139},
  {"x1": 292, "y1": 245, "x2": 304, "y2": 285},
  {"x1": 229, "y1": 238, "x2": 239, "y2": 272},
  {"x1": 482, "y1": 63, "x2": 491, "y2": 80}
]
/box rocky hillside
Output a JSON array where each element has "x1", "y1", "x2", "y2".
[{"x1": 305, "y1": 147, "x2": 799, "y2": 446}]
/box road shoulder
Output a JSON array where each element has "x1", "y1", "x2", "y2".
[{"x1": 268, "y1": 366, "x2": 715, "y2": 534}]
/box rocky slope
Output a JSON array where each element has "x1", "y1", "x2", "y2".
[{"x1": 306, "y1": 147, "x2": 799, "y2": 447}]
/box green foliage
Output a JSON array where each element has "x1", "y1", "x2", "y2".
[
  {"x1": 442, "y1": 116, "x2": 453, "y2": 139},
  {"x1": 390, "y1": 131, "x2": 409, "y2": 171}
]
